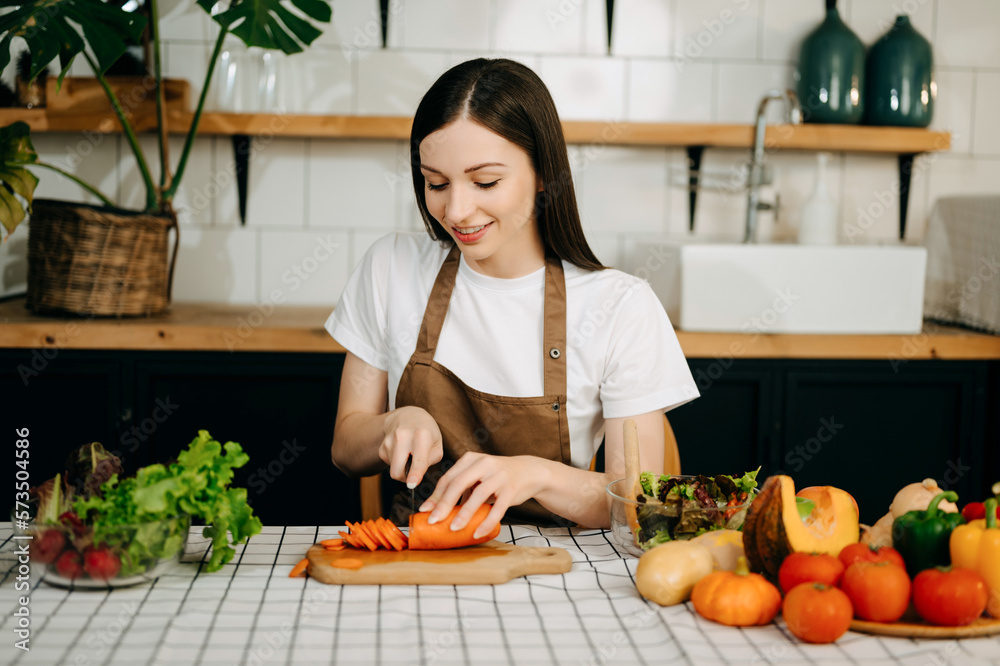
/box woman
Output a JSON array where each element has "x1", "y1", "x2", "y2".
[{"x1": 327, "y1": 58, "x2": 697, "y2": 537}]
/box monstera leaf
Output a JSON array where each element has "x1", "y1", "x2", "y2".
[
  {"x1": 0, "y1": 0, "x2": 331, "y2": 235},
  {"x1": 0, "y1": 122, "x2": 39, "y2": 235},
  {"x1": 198, "y1": 0, "x2": 331, "y2": 53},
  {"x1": 0, "y1": 0, "x2": 147, "y2": 85}
]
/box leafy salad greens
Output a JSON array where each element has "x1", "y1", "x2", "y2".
[
  {"x1": 32, "y1": 430, "x2": 262, "y2": 575},
  {"x1": 634, "y1": 468, "x2": 760, "y2": 550}
]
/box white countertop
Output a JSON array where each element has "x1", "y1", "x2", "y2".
[{"x1": 2, "y1": 523, "x2": 998, "y2": 665}]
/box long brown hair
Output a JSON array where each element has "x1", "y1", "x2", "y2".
[{"x1": 410, "y1": 58, "x2": 605, "y2": 271}]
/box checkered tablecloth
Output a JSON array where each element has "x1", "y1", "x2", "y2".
[{"x1": 1, "y1": 523, "x2": 998, "y2": 665}]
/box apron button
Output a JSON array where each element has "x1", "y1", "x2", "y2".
[
  {"x1": 552, "y1": 402, "x2": 560, "y2": 411},
  {"x1": 549, "y1": 347, "x2": 561, "y2": 359}
]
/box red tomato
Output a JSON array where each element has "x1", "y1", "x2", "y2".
[
  {"x1": 782, "y1": 583, "x2": 854, "y2": 644},
  {"x1": 961, "y1": 502, "x2": 1000, "y2": 522},
  {"x1": 840, "y1": 561, "x2": 911, "y2": 623},
  {"x1": 779, "y1": 552, "x2": 846, "y2": 594},
  {"x1": 838, "y1": 542, "x2": 906, "y2": 570},
  {"x1": 912, "y1": 567, "x2": 989, "y2": 626}
]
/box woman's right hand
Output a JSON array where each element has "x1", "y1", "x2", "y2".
[{"x1": 380, "y1": 406, "x2": 444, "y2": 489}]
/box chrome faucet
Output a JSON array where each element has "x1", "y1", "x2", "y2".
[{"x1": 744, "y1": 89, "x2": 802, "y2": 243}]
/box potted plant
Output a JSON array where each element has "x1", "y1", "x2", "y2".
[{"x1": 0, "y1": 0, "x2": 331, "y2": 316}]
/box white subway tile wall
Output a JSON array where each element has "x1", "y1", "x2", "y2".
[
  {"x1": 934, "y1": 0, "x2": 1000, "y2": 68},
  {"x1": 609, "y1": 0, "x2": 672, "y2": 59},
  {"x1": 306, "y1": 139, "x2": 400, "y2": 229},
  {"x1": 933, "y1": 70, "x2": 974, "y2": 156},
  {"x1": 673, "y1": 0, "x2": 760, "y2": 62},
  {"x1": 715, "y1": 62, "x2": 796, "y2": 124},
  {"x1": 628, "y1": 59, "x2": 713, "y2": 123},
  {"x1": 2, "y1": 0, "x2": 996, "y2": 305},
  {"x1": 973, "y1": 72, "x2": 1000, "y2": 157},
  {"x1": 539, "y1": 55, "x2": 627, "y2": 121},
  {"x1": 258, "y1": 229, "x2": 351, "y2": 305}
]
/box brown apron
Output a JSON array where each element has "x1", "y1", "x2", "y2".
[{"x1": 391, "y1": 245, "x2": 572, "y2": 526}]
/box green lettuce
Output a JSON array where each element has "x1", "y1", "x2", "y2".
[{"x1": 74, "y1": 430, "x2": 262, "y2": 573}]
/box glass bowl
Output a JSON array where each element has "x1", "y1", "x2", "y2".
[
  {"x1": 606, "y1": 477, "x2": 754, "y2": 557},
  {"x1": 13, "y1": 506, "x2": 190, "y2": 589}
]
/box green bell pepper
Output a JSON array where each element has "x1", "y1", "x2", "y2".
[{"x1": 892, "y1": 490, "x2": 965, "y2": 578}]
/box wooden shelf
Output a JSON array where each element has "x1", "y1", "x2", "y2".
[
  {"x1": 0, "y1": 299, "x2": 995, "y2": 359},
  {"x1": 0, "y1": 109, "x2": 951, "y2": 153}
]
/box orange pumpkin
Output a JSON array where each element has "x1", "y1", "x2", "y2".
[
  {"x1": 743, "y1": 475, "x2": 859, "y2": 580},
  {"x1": 691, "y1": 556, "x2": 781, "y2": 627}
]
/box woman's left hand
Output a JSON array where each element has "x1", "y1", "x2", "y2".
[{"x1": 418, "y1": 452, "x2": 543, "y2": 539}]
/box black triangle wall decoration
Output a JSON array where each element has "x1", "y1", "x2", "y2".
[
  {"x1": 606, "y1": 0, "x2": 615, "y2": 54},
  {"x1": 380, "y1": 0, "x2": 390, "y2": 48}
]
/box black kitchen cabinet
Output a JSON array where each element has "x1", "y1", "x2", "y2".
[
  {"x1": 669, "y1": 359, "x2": 997, "y2": 526},
  {"x1": 0, "y1": 350, "x2": 356, "y2": 526},
  {"x1": 4, "y1": 349, "x2": 997, "y2": 528},
  {"x1": 2, "y1": 353, "x2": 124, "y2": 485}
]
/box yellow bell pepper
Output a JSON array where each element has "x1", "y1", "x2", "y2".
[{"x1": 950, "y1": 498, "x2": 1000, "y2": 617}]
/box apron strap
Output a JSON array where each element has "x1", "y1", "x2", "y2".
[
  {"x1": 542, "y1": 256, "x2": 567, "y2": 397},
  {"x1": 414, "y1": 244, "x2": 568, "y2": 398},
  {"x1": 414, "y1": 245, "x2": 461, "y2": 358}
]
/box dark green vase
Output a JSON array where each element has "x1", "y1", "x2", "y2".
[
  {"x1": 865, "y1": 15, "x2": 934, "y2": 127},
  {"x1": 795, "y1": 5, "x2": 866, "y2": 124}
]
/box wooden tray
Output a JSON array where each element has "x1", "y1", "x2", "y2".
[
  {"x1": 850, "y1": 616, "x2": 1000, "y2": 638},
  {"x1": 306, "y1": 540, "x2": 573, "y2": 585}
]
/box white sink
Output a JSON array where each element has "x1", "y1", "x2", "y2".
[{"x1": 631, "y1": 241, "x2": 928, "y2": 334}]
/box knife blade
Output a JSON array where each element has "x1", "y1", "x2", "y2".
[{"x1": 404, "y1": 458, "x2": 415, "y2": 514}]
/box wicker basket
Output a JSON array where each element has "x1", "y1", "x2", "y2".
[{"x1": 26, "y1": 199, "x2": 178, "y2": 317}]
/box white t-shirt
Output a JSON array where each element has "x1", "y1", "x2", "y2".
[{"x1": 326, "y1": 232, "x2": 699, "y2": 469}]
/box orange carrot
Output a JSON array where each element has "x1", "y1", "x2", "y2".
[
  {"x1": 377, "y1": 518, "x2": 407, "y2": 551},
  {"x1": 363, "y1": 520, "x2": 392, "y2": 550},
  {"x1": 408, "y1": 504, "x2": 501, "y2": 550},
  {"x1": 320, "y1": 538, "x2": 344, "y2": 547},
  {"x1": 324, "y1": 543, "x2": 347, "y2": 551},
  {"x1": 330, "y1": 558, "x2": 365, "y2": 570},
  {"x1": 349, "y1": 521, "x2": 379, "y2": 551},
  {"x1": 385, "y1": 519, "x2": 409, "y2": 549},
  {"x1": 289, "y1": 558, "x2": 309, "y2": 578}
]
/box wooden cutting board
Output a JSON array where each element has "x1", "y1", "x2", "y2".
[{"x1": 305, "y1": 540, "x2": 572, "y2": 585}]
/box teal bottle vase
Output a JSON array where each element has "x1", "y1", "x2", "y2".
[
  {"x1": 865, "y1": 15, "x2": 935, "y2": 127},
  {"x1": 795, "y1": 6, "x2": 866, "y2": 124}
]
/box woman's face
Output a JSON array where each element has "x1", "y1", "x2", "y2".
[{"x1": 419, "y1": 118, "x2": 544, "y2": 278}]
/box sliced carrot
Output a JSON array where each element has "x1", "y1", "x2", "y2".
[
  {"x1": 372, "y1": 518, "x2": 396, "y2": 551},
  {"x1": 330, "y1": 558, "x2": 365, "y2": 570},
  {"x1": 350, "y1": 522, "x2": 379, "y2": 551},
  {"x1": 289, "y1": 558, "x2": 309, "y2": 578},
  {"x1": 372, "y1": 518, "x2": 393, "y2": 549},
  {"x1": 386, "y1": 520, "x2": 409, "y2": 549},
  {"x1": 324, "y1": 543, "x2": 347, "y2": 551},
  {"x1": 364, "y1": 519, "x2": 392, "y2": 550},
  {"x1": 408, "y1": 504, "x2": 501, "y2": 550},
  {"x1": 352, "y1": 520, "x2": 377, "y2": 545},
  {"x1": 320, "y1": 538, "x2": 344, "y2": 547},
  {"x1": 339, "y1": 524, "x2": 358, "y2": 548},
  {"x1": 378, "y1": 518, "x2": 407, "y2": 551},
  {"x1": 363, "y1": 520, "x2": 390, "y2": 550}
]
